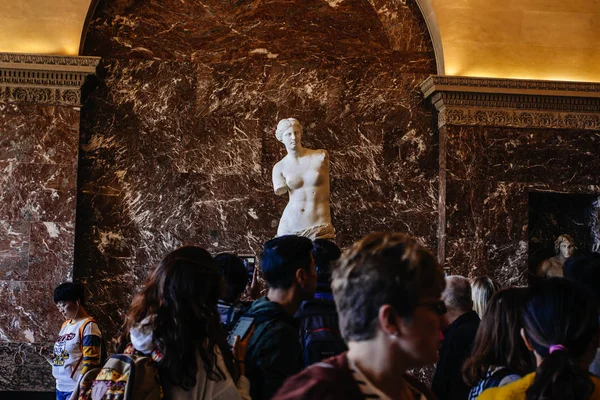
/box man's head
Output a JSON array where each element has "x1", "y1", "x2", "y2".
[
  {"x1": 442, "y1": 275, "x2": 473, "y2": 323},
  {"x1": 54, "y1": 282, "x2": 85, "y2": 320},
  {"x1": 555, "y1": 234, "x2": 575, "y2": 259},
  {"x1": 332, "y1": 232, "x2": 446, "y2": 367},
  {"x1": 261, "y1": 235, "x2": 317, "y2": 298},
  {"x1": 214, "y1": 253, "x2": 247, "y2": 303},
  {"x1": 312, "y1": 239, "x2": 342, "y2": 286}
]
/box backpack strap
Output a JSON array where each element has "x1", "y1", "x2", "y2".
[
  {"x1": 248, "y1": 316, "x2": 277, "y2": 346},
  {"x1": 246, "y1": 310, "x2": 285, "y2": 354}
]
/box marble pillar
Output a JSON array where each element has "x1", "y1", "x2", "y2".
[{"x1": 0, "y1": 53, "x2": 99, "y2": 392}]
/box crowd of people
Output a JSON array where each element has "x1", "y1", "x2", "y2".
[{"x1": 49, "y1": 233, "x2": 600, "y2": 400}]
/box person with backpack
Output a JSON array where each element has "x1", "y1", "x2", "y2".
[
  {"x1": 273, "y1": 232, "x2": 444, "y2": 400},
  {"x1": 51, "y1": 282, "x2": 103, "y2": 400},
  {"x1": 215, "y1": 253, "x2": 253, "y2": 331},
  {"x1": 241, "y1": 235, "x2": 318, "y2": 400},
  {"x1": 462, "y1": 287, "x2": 535, "y2": 398},
  {"x1": 118, "y1": 246, "x2": 250, "y2": 400},
  {"x1": 478, "y1": 278, "x2": 600, "y2": 399},
  {"x1": 295, "y1": 238, "x2": 347, "y2": 367}
]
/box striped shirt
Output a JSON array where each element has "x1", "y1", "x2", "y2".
[{"x1": 52, "y1": 317, "x2": 102, "y2": 392}]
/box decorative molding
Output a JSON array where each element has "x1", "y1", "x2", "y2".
[
  {"x1": 0, "y1": 53, "x2": 100, "y2": 106},
  {"x1": 421, "y1": 76, "x2": 600, "y2": 130}
]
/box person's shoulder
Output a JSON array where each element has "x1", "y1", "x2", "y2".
[
  {"x1": 272, "y1": 368, "x2": 336, "y2": 400},
  {"x1": 404, "y1": 374, "x2": 436, "y2": 400},
  {"x1": 478, "y1": 373, "x2": 533, "y2": 400},
  {"x1": 246, "y1": 299, "x2": 296, "y2": 340},
  {"x1": 457, "y1": 311, "x2": 481, "y2": 329},
  {"x1": 272, "y1": 356, "x2": 354, "y2": 400},
  {"x1": 80, "y1": 317, "x2": 101, "y2": 334},
  {"x1": 297, "y1": 297, "x2": 336, "y2": 311},
  {"x1": 446, "y1": 312, "x2": 479, "y2": 336}
]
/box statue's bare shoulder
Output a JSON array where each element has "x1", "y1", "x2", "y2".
[
  {"x1": 537, "y1": 258, "x2": 552, "y2": 277},
  {"x1": 272, "y1": 158, "x2": 288, "y2": 195},
  {"x1": 273, "y1": 157, "x2": 285, "y2": 172},
  {"x1": 537, "y1": 256, "x2": 563, "y2": 278},
  {"x1": 308, "y1": 148, "x2": 328, "y2": 163}
]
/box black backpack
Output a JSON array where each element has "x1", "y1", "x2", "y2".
[{"x1": 295, "y1": 298, "x2": 347, "y2": 367}]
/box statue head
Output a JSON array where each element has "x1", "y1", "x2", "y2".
[
  {"x1": 276, "y1": 118, "x2": 303, "y2": 151},
  {"x1": 554, "y1": 234, "x2": 575, "y2": 259}
]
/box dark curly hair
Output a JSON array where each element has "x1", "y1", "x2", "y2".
[{"x1": 117, "y1": 246, "x2": 239, "y2": 389}]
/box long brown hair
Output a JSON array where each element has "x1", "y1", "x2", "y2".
[
  {"x1": 117, "y1": 246, "x2": 239, "y2": 389},
  {"x1": 463, "y1": 287, "x2": 535, "y2": 386}
]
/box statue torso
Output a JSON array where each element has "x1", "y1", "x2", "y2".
[{"x1": 273, "y1": 149, "x2": 332, "y2": 235}]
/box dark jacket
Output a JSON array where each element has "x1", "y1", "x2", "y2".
[
  {"x1": 432, "y1": 310, "x2": 481, "y2": 400},
  {"x1": 273, "y1": 352, "x2": 436, "y2": 400},
  {"x1": 244, "y1": 297, "x2": 302, "y2": 400}
]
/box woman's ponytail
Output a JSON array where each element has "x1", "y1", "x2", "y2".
[
  {"x1": 522, "y1": 278, "x2": 598, "y2": 400},
  {"x1": 526, "y1": 346, "x2": 594, "y2": 400}
]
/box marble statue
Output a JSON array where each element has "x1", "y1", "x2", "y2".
[
  {"x1": 537, "y1": 234, "x2": 575, "y2": 278},
  {"x1": 272, "y1": 118, "x2": 335, "y2": 239}
]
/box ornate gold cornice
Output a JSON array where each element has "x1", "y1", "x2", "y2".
[
  {"x1": 0, "y1": 53, "x2": 100, "y2": 106},
  {"x1": 421, "y1": 76, "x2": 600, "y2": 130}
]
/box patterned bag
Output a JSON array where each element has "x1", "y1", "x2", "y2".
[{"x1": 73, "y1": 343, "x2": 164, "y2": 400}]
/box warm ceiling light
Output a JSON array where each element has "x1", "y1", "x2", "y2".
[{"x1": 0, "y1": 0, "x2": 92, "y2": 56}]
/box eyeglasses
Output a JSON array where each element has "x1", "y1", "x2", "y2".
[{"x1": 417, "y1": 300, "x2": 447, "y2": 315}]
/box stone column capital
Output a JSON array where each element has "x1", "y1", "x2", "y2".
[
  {"x1": 0, "y1": 52, "x2": 100, "y2": 106},
  {"x1": 421, "y1": 75, "x2": 600, "y2": 130}
]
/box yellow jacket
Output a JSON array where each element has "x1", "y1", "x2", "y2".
[{"x1": 477, "y1": 372, "x2": 600, "y2": 399}]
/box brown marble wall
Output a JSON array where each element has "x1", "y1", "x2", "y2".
[
  {"x1": 442, "y1": 124, "x2": 600, "y2": 285},
  {"x1": 0, "y1": 103, "x2": 79, "y2": 390},
  {"x1": 76, "y1": 0, "x2": 438, "y2": 341}
]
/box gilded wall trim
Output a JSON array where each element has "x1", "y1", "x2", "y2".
[
  {"x1": 421, "y1": 76, "x2": 600, "y2": 130},
  {"x1": 0, "y1": 53, "x2": 100, "y2": 106}
]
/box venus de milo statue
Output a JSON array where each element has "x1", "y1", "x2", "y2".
[{"x1": 272, "y1": 118, "x2": 335, "y2": 239}]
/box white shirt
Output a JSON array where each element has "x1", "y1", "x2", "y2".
[{"x1": 52, "y1": 318, "x2": 101, "y2": 392}]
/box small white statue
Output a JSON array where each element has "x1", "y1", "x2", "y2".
[
  {"x1": 537, "y1": 234, "x2": 575, "y2": 278},
  {"x1": 272, "y1": 118, "x2": 335, "y2": 239}
]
